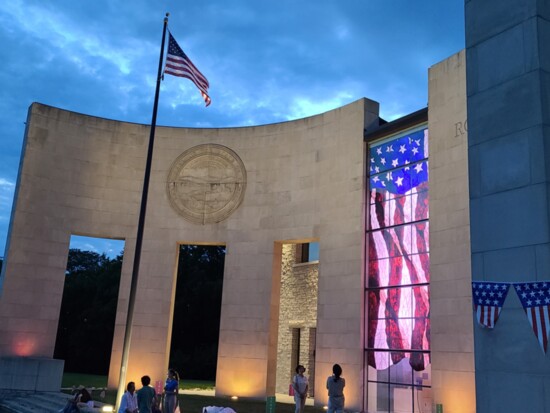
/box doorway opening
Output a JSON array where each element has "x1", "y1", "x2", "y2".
[
  {"x1": 275, "y1": 241, "x2": 319, "y2": 397},
  {"x1": 169, "y1": 244, "x2": 226, "y2": 384},
  {"x1": 54, "y1": 235, "x2": 125, "y2": 376}
]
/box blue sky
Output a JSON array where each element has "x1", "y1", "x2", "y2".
[{"x1": 0, "y1": 1, "x2": 465, "y2": 257}]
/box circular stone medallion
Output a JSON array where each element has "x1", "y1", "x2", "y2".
[{"x1": 166, "y1": 144, "x2": 247, "y2": 224}]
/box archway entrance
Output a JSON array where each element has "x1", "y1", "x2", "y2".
[
  {"x1": 54, "y1": 235, "x2": 125, "y2": 377},
  {"x1": 275, "y1": 241, "x2": 319, "y2": 398},
  {"x1": 169, "y1": 244, "x2": 226, "y2": 383}
]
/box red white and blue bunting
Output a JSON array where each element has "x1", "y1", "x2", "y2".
[
  {"x1": 472, "y1": 281, "x2": 550, "y2": 353},
  {"x1": 472, "y1": 282, "x2": 510, "y2": 329}
]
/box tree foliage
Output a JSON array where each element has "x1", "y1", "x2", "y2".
[
  {"x1": 54, "y1": 249, "x2": 122, "y2": 375},
  {"x1": 169, "y1": 245, "x2": 225, "y2": 380}
]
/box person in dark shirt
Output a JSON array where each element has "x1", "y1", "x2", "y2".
[{"x1": 137, "y1": 375, "x2": 157, "y2": 413}]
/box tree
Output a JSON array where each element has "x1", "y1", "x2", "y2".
[
  {"x1": 54, "y1": 249, "x2": 123, "y2": 375},
  {"x1": 169, "y1": 245, "x2": 225, "y2": 380}
]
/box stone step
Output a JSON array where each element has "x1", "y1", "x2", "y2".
[{"x1": 0, "y1": 391, "x2": 111, "y2": 413}]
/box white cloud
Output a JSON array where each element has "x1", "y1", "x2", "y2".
[
  {"x1": 2, "y1": 1, "x2": 145, "y2": 75},
  {"x1": 287, "y1": 91, "x2": 355, "y2": 120}
]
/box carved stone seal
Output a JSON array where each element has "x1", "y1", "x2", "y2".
[{"x1": 166, "y1": 144, "x2": 247, "y2": 224}]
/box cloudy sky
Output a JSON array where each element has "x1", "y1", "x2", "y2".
[{"x1": 0, "y1": 1, "x2": 464, "y2": 257}]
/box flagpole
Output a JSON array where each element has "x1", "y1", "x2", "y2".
[{"x1": 116, "y1": 12, "x2": 169, "y2": 408}]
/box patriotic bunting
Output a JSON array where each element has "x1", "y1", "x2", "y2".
[
  {"x1": 471, "y1": 280, "x2": 550, "y2": 353},
  {"x1": 513, "y1": 282, "x2": 550, "y2": 353},
  {"x1": 471, "y1": 282, "x2": 510, "y2": 329}
]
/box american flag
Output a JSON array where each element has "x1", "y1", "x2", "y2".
[
  {"x1": 514, "y1": 282, "x2": 550, "y2": 353},
  {"x1": 471, "y1": 282, "x2": 510, "y2": 329},
  {"x1": 164, "y1": 32, "x2": 211, "y2": 107},
  {"x1": 369, "y1": 129, "x2": 428, "y2": 195},
  {"x1": 367, "y1": 129, "x2": 430, "y2": 372}
]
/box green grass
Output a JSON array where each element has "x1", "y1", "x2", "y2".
[
  {"x1": 62, "y1": 372, "x2": 108, "y2": 389},
  {"x1": 62, "y1": 373, "x2": 214, "y2": 391},
  {"x1": 180, "y1": 379, "x2": 215, "y2": 390}
]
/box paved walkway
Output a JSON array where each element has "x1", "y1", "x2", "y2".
[
  {"x1": 182, "y1": 389, "x2": 315, "y2": 406},
  {"x1": 0, "y1": 389, "x2": 314, "y2": 412}
]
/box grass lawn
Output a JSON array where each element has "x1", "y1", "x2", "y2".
[
  {"x1": 62, "y1": 373, "x2": 214, "y2": 390},
  {"x1": 62, "y1": 373, "x2": 326, "y2": 413},
  {"x1": 62, "y1": 372, "x2": 108, "y2": 389}
]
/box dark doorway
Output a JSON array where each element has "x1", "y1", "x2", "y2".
[
  {"x1": 169, "y1": 244, "x2": 225, "y2": 381},
  {"x1": 54, "y1": 236, "x2": 124, "y2": 375}
]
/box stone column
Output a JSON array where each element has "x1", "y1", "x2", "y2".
[{"x1": 465, "y1": 1, "x2": 550, "y2": 411}]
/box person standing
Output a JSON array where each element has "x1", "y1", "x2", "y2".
[
  {"x1": 118, "y1": 382, "x2": 138, "y2": 413},
  {"x1": 326, "y1": 364, "x2": 345, "y2": 413},
  {"x1": 292, "y1": 365, "x2": 309, "y2": 413},
  {"x1": 137, "y1": 375, "x2": 157, "y2": 413},
  {"x1": 164, "y1": 368, "x2": 180, "y2": 413}
]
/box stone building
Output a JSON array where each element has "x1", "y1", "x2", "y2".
[
  {"x1": 0, "y1": 51, "x2": 470, "y2": 413},
  {"x1": 1, "y1": 2, "x2": 549, "y2": 411}
]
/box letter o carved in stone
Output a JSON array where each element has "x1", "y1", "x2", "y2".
[{"x1": 166, "y1": 144, "x2": 247, "y2": 224}]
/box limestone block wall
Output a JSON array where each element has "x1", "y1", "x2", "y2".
[
  {"x1": 0, "y1": 99, "x2": 379, "y2": 411},
  {"x1": 466, "y1": 2, "x2": 550, "y2": 411},
  {"x1": 275, "y1": 243, "x2": 318, "y2": 395},
  {"x1": 428, "y1": 50, "x2": 476, "y2": 413}
]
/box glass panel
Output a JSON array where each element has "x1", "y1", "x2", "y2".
[
  {"x1": 369, "y1": 197, "x2": 396, "y2": 229},
  {"x1": 367, "y1": 380, "x2": 390, "y2": 413},
  {"x1": 369, "y1": 129, "x2": 428, "y2": 176},
  {"x1": 412, "y1": 189, "x2": 429, "y2": 221},
  {"x1": 370, "y1": 166, "x2": 413, "y2": 198},
  {"x1": 368, "y1": 353, "x2": 390, "y2": 381},
  {"x1": 413, "y1": 223, "x2": 429, "y2": 254},
  {"x1": 368, "y1": 257, "x2": 429, "y2": 287},
  {"x1": 413, "y1": 362, "x2": 432, "y2": 388},
  {"x1": 390, "y1": 384, "x2": 413, "y2": 413},
  {"x1": 370, "y1": 197, "x2": 418, "y2": 229},
  {"x1": 414, "y1": 386, "x2": 433, "y2": 413},
  {"x1": 367, "y1": 287, "x2": 430, "y2": 356},
  {"x1": 410, "y1": 160, "x2": 428, "y2": 190},
  {"x1": 388, "y1": 357, "x2": 415, "y2": 386},
  {"x1": 369, "y1": 227, "x2": 414, "y2": 260}
]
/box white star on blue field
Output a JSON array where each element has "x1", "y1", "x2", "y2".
[{"x1": 0, "y1": 1, "x2": 464, "y2": 257}]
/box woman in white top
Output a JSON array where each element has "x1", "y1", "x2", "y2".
[
  {"x1": 326, "y1": 364, "x2": 345, "y2": 413},
  {"x1": 292, "y1": 364, "x2": 309, "y2": 413}
]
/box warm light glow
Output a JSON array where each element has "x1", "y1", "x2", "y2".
[
  {"x1": 323, "y1": 406, "x2": 328, "y2": 410},
  {"x1": 102, "y1": 406, "x2": 114, "y2": 412},
  {"x1": 231, "y1": 396, "x2": 239, "y2": 400},
  {"x1": 13, "y1": 335, "x2": 38, "y2": 356}
]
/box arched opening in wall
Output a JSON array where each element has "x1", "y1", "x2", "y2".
[
  {"x1": 168, "y1": 244, "x2": 225, "y2": 385},
  {"x1": 54, "y1": 235, "x2": 125, "y2": 379},
  {"x1": 275, "y1": 240, "x2": 319, "y2": 399}
]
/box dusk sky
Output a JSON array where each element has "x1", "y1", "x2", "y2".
[{"x1": 0, "y1": 1, "x2": 464, "y2": 257}]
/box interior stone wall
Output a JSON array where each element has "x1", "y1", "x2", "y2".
[{"x1": 275, "y1": 243, "x2": 318, "y2": 395}]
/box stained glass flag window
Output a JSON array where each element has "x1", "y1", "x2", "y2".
[
  {"x1": 367, "y1": 128, "x2": 430, "y2": 372},
  {"x1": 472, "y1": 282, "x2": 510, "y2": 329},
  {"x1": 369, "y1": 129, "x2": 428, "y2": 195},
  {"x1": 514, "y1": 282, "x2": 550, "y2": 353}
]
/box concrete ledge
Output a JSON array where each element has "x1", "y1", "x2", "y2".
[{"x1": 0, "y1": 357, "x2": 64, "y2": 391}]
